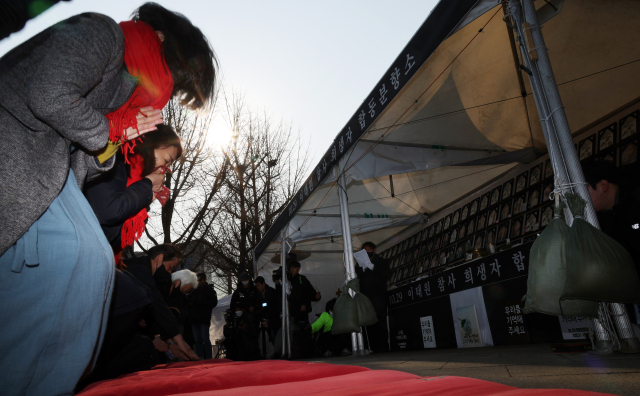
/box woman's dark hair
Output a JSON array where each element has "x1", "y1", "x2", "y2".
[
  {"x1": 325, "y1": 298, "x2": 337, "y2": 313},
  {"x1": 132, "y1": 124, "x2": 183, "y2": 177},
  {"x1": 148, "y1": 243, "x2": 183, "y2": 262},
  {"x1": 132, "y1": 3, "x2": 218, "y2": 109}
]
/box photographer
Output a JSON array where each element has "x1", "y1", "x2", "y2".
[
  {"x1": 223, "y1": 303, "x2": 256, "y2": 361},
  {"x1": 255, "y1": 276, "x2": 277, "y2": 357}
]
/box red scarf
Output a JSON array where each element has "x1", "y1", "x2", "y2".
[{"x1": 106, "y1": 20, "x2": 174, "y2": 250}]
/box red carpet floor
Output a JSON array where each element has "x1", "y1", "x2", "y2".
[{"x1": 78, "y1": 360, "x2": 614, "y2": 396}]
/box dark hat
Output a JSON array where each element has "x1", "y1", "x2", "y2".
[{"x1": 240, "y1": 272, "x2": 250, "y2": 280}]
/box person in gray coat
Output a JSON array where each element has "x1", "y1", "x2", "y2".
[{"x1": 0, "y1": 3, "x2": 217, "y2": 395}]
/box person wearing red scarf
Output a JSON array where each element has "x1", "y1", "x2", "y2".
[{"x1": 0, "y1": 3, "x2": 216, "y2": 394}]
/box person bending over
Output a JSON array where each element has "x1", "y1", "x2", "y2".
[
  {"x1": 85, "y1": 125, "x2": 183, "y2": 262},
  {"x1": 0, "y1": 3, "x2": 216, "y2": 394}
]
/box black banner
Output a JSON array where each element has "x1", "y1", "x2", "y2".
[
  {"x1": 254, "y1": 0, "x2": 481, "y2": 260},
  {"x1": 388, "y1": 242, "x2": 532, "y2": 310}
]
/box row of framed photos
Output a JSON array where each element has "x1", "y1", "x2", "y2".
[
  {"x1": 577, "y1": 110, "x2": 638, "y2": 165},
  {"x1": 383, "y1": 109, "x2": 639, "y2": 287},
  {"x1": 387, "y1": 202, "x2": 555, "y2": 282},
  {"x1": 387, "y1": 234, "x2": 540, "y2": 285}
]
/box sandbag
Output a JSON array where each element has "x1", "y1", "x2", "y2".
[
  {"x1": 331, "y1": 285, "x2": 360, "y2": 335},
  {"x1": 561, "y1": 193, "x2": 640, "y2": 304},
  {"x1": 347, "y1": 278, "x2": 379, "y2": 327},
  {"x1": 523, "y1": 201, "x2": 598, "y2": 317}
]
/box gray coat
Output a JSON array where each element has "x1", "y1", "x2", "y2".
[{"x1": 0, "y1": 13, "x2": 138, "y2": 255}]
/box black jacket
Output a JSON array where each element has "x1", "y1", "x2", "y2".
[
  {"x1": 84, "y1": 153, "x2": 154, "y2": 251},
  {"x1": 188, "y1": 282, "x2": 218, "y2": 324},
  {"x1": 355, "y1": 253, "x2": 391, "y2": 307},
  {"x1": 597, "y1": 185, "x2": 640, "y2": 276},
  {"x1": 123, "y1": 255, "x2": 180, "y2": 340},
  {"x1": 230, "y1": 281, "x2": 259, "y2": 312},
  {"x1": 288, "y1": 274, "x2": 317, "y2": 316},
  {"x1": 256, "y1": 284, "x2": 278, "y2": 324}
]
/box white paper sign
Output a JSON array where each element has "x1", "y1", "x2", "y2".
[
  {"x1": 456, "y1": 305, "x2": 483, "y2": 348},
  {"x1": 354, "y1": 249, "x2": 374, "y2": 270},
  {"x1": 420, "y1": 316, "x2": 436, "y2": 348},
  {"x1": 558, "y1": 316, "x2": 589, "y2": 340}
]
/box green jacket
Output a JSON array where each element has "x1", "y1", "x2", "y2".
[{"x1": 311, "y1": 312, "x2": 333, "y2": 333}]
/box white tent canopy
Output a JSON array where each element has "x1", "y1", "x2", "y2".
[{"x1": 254, "y1": 0, "x2": 640, "y2": 326}]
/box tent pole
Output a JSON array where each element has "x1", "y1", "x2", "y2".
[
  {"x1": 335, "y1": 166, "x2": 368, "y2": 356},
  {"x1": 280, "y1": 231, "x2": 291, "y2": 359},
  {"x1": 509, "y1": 0, "x2": 639, "y2": 353}
]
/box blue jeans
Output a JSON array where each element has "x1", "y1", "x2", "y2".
[
  {"x1": 0, "y1": 170, "x2": 115, "y2": 395},
  {"x1": 192, "y1": 323, "x2": 213, "y2": 360}
]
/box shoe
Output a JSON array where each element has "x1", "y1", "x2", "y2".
[
  {"x1": 323, "y1": 350, "x2": 334, "y2": 357},
  {"x1": 341, "y1": 348, "x2": 351, "y2": 356}
]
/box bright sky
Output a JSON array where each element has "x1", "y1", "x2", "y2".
[{"x1": 0, "y1": 0, "x2": 438, "y2": 165}]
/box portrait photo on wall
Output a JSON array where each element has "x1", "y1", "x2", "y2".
[
  {"x1": 473, "y1": 232, "x2": 485, "y2": 250},
  {"x1": 453, "y1": 210, "x2": 460, "y2": 226},
  {"x1": 429, "y1": 225, "x2": 436, "y2": 238},
  {"x1": 502, "y1": 179, "x2": 513, "y2": 200},
  {"x1": 596, "y1": 149, "x2": 616, "y2": 165},
  {"x1": 510, "y1": 217, "x2": 523, "y2": 240},
  {"x1": 524, "y1": 210, "x2": 540, "y2": 234},
  {"x1": 436, "y1": 220, "x2": 443, "y2": 234},
  {"x1": 513, "y1": 193, "x2": 527, "y2": 215},
  {"x1": 491, "y1": 186, "x2": 502, "y2": 207},
  {"x1": 434, "y1": 236, "x2": 441, "y2": 250},
  {"x1": 486, "y1": 227, "x2": 498, "y2": 246},
  {"x1": 464, "y1": 237, "x2": 473, "y2": 253},
  {"x1": 620, "y1": 140, "x2": 638, "y2": 166},
  {"x1": 444, "y1": 215, "x2": 452, "y2": 230},
  {"x1": 620, "y1": 110, "x2": 638, "y2": 141},
  {"x1": 544, "y1": 158, "x2": 553, "y2": 179},
  {"x1": 430, "y1": 254, "x2": 439, "y2": 268},
  {"x1": 480, "y1": 193, "x2": 490, "y2": 212},
  {"x1": 450, "y1": 226, "x2": 459, "y2": 244},
  {"x1": 515, "y1": 171, "x2": 528, "y2": 193},
  {"x1": 500, "y1": 199, "x2": 512, "y2": 221},
  {"x1": 447, "y1": 246, "x2": 456, "y2": 263},
  {"x1": 540, "y1": 204, "x2": 554, "y2": 228},
  {"x1": 578, "y1": 134, "x2": 595, "y2": 161},
  {"x1": 497, "y1": 221, "x2": 510, "y2": 244},
  {"x1": 477, "y1": 212, "x2": 487, "y2": 231},
  {"x1": 488, "y1": 206, "x2": 499, "y2": 227},
  {"x1": 528, "y1": 187, "x2": 541, "y2": 209},
  {"x1": 438, "y1": 250, "x2": 447, "y2": 265},
  {"x1": 542, "y1": 180, "x2": 554, "y2": 203},
  {"x1": 426, "y1": 239, "x2": 434, "y2": 254},
  {"x1": 461, "y1": 204, "x2": 469, "y2": 221},
  {"x1": 455, "y1": 242, "x2": 465, "y2": 260},
  {"x1": 529, "y1": 163, "x2": 543, "y2": 186},
  {"x1": 459, "y1": 223, "x2": 467, "y2": 240},
  {"x1": 441, "y1": 231, "x2": 450, "y2": 248},
  {"x1": 598, "y1": 123, "x2": 616, "y2": 151},
  {"x1": 467, "y1": 217, "x2": 476, "y2": 235},
  {"x1": 469, "y1": 199, "x2": 479, "y2": 216}
]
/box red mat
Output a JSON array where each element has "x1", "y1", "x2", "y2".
[{"x1": 78, "y1": 360, "x2": 613, "y2": 396}]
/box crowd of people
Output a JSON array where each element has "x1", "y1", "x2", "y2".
[{"x1": 222, "y1": 243, "x2": 391, "y2": 360}]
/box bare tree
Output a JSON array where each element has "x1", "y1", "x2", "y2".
[
  {"x1": 206, "y1": 91, "x2": 311, "y2": 292},
  {"x1": 136, "y1": 93, "x2": 311, "y2": 296}
]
